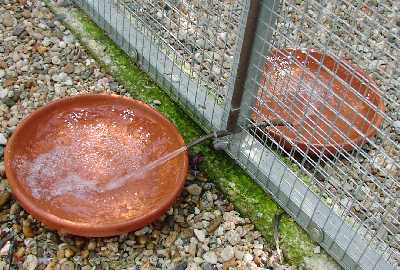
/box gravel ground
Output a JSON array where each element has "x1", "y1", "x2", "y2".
[
  {"x1": 120, "y1": 0, "x2": 400, "y2": 267},
  {"x1": 0, "y1": 1, "x2": 293, "y2": 269}
]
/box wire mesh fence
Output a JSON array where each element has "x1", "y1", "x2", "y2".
[
  {"x1": 229, "y1": 0, "x2": 399, "y2": 269},
  {"x1": 75, "y1": 0, "x2": 246, "y2": 131},
  {"x1": 73, "y1": 0, "x2": 399, "y2": 269}
]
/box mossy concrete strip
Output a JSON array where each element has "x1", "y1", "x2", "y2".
[{"x1": 47, "y1": 2, "x2": 328, "y2": 266}]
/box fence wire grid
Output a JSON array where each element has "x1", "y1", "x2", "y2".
[{"x1": 72, "y1": 0, "x2": 399, "y2": 269}]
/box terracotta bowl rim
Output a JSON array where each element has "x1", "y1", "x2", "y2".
[
  {"x1": 262, "y1": 47, "x2": 385, "y2": 151},
  {"x1": 4, "y1": 94, "x2": 189, "y2": 237}
]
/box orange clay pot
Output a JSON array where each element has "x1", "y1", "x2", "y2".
[
  {"x1": 5, "y1": 94, "x2": 188, "y2": 237},
  {"x1": 253, "y1": 48, "x2": 385, "y2": 155}
]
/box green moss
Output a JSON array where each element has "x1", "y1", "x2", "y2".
[{"x1": 53, "y1": 5, "x2": 316, "y2": 265}]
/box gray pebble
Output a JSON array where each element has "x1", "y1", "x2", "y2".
[
  {"x1": 393, "y1": 121, "x2": 400, "y2": 134},
  {"x1": 225, "y1": 230, "x2": 240, "y2": 245},
  {"x1": 22, "y1": 255, "x2": 38, "y2": 270},
  {"x1": 203, "y1": 251, "x2": 218, "y2": 264},
  {"x1": 194, "y1": 229, "x2": 206, "y2": 242},
  {"x1": 52, "y1": 55, "x2": 61, "y2": 65},
  {"x1": 354, "y1": 186, "x2": 370, "y2": 201},
  {"x1": 173, "y1": 261, "x2": 188, "y2": 270},
  {"x1": 12, "y1": 24, "x2": 25, "y2": 36},
  {"x1": 202, "y1": 263, "x2": 216, "y2": 270},
  {"x1": 0, "y1": 133, "x2": 6, "y2": 145},
  {"x1": 220, "y1": 245, "x2": 234, "y2": 262},
  {"x1": 186, "y1": 184, "x2": 202, "y2": 196},
  {"x1": 63, "y1": 35, "x2": 74, "y2": 44}
]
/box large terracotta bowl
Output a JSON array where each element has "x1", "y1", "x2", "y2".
[
  {"x1": 253, "y1": 48, "x2": 385, "y2": 155},
  {"x1": 5, "y1": 94, "x2": 188, "y2": 237}
]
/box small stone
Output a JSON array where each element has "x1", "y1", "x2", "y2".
[
  {"x1": 30, "y1": 32, "x2": 44, "y2": 40},
  {"x1": 58, "y1": 41, "x2": 67, "y2": 49},
  {"x1": 222, "y1": 259, "x2": 236, "y2": 270},
  {"x1": 36, "y1": 46, "x2": 48, "y2": 54},
  {"x1": 135, "y1": 226, "x2": 150, "y2": 236},
  {"x1": 0, "y1": 70, "x2": 5, "y2": 79},
  {"x1": 314, "y1": 246, "x2": 321, "y2": 254},
  {"x1": 136, "y1": 235, "x2": 147, "y2": 245},
  {"x1": 0, "y1": 191, "x2": 11, "y2": 207},
  {"x1": 2, "y1": 14, "x2": 16, "y2": 27},
  {"x1": 211, "y1": 66, "x2": 221, "y2": 76},
  {"x1": 64, "y1": 248, "x2": 74, "y2": 258},
  {"x1": 203, "y1": 251, "x2": 218, "y2": 264},
  {"x1": 60, "y1": 261, "x2": 75, "y2": 270},
  {"x1": 234, "y1": 249, "x2": 244, "y2": 260},
  {"x1": 87, "y1": 240, "x2": 96, "y2": 251},
  {"x1": 343, "y1": 182, "x2": 353, "y2": 192},
  {"x1": 173, "y1": 261, "x2": 188, "y2": 270},
  {"x1": 21, "y1": 10, "x2": 31, "y2": 18},
  {"x1": 51, "y1": 56, "x2": 61, "y2": 65},
  {"x1": 194, "y1": 229, "x2": 206, "y2": 242},
  {"x1": 243, "y1": 253, "x2": 253, "y2": 263},
  {"x1": 13, "y1": 24, "x2": 25, "y2": 36},
  {"x1": 186, "y1": 184, "x2": 202, "y2": 196},
  {"x1": 217, "y1": 32, "x2": 227, "y2": 42},
  {"x1": 63, "y1": 35, "x2": 74, "y2": 44},
  {"x1": 220, "y1": 246, "x2": 234, "y2": 262},
  {"x1": 207, "y1": 215, "x2": 222, "y2": 233},
  {"x1": 202, "y1": 263, "x2": 215, "y2": 270},
  {"x1": 22, "y1": 219, "x2": 34, "y2": 238},
  {"x1": 393, "y1": 121, "x2": 400, "y2": 134},
  {"x1": 3, "y1": 98, "x2": 16, "y2": 107},
  {"x1": 63, "y1": 64, "x2": 74, "y2": 74},
  {"x1": 354, "y1": 186, "x2": 370, "y2": 201},
  {"x1": 0, "y1": 241, "x2": 10, "y2": 256},
  {"x1": 225, "y1": 230, "x2": 240, "y2": 245},
  {"x1": 23, "y1": 254, "x2": 38, "y2": 270},
  {"x1": 51, "y1": 73, "x2": 71, "y2": 85},
  {"x1": 0, "y1": 133, "x2": 7, "y2": 145},
  {"x1": 153, "y1": 100, "x2": 161, "y2": 105}
]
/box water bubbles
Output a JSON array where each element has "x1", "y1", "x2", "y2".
[
  {"x1": 14, "y1": 104, "x2": 170, "y2": 201},
  {"x1": 120, "y1": 109, "x2": 135, "y2": 122}
]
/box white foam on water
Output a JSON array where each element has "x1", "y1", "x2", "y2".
[
  {"x1": 18, "y1": 146, "x2": 103, "y2": 200},
  {"x1": 14, "y1": 104, "x2": 180, "y2": 201}
]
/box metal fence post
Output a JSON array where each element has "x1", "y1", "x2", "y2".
[{"x1": 224, "y1": 0, "x2": 280, "y2": 131}]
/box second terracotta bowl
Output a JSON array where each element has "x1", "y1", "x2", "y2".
[
  {"x1": 253, "y1": 48, "x2": 385, "y2": 155},
  {"x1": 5, "y1": 94, "x2": 188, "y2": 237}
]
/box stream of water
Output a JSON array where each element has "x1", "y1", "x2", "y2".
[{"x1": 102, "y1": 145, "x2": 187, "y2": 191}]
